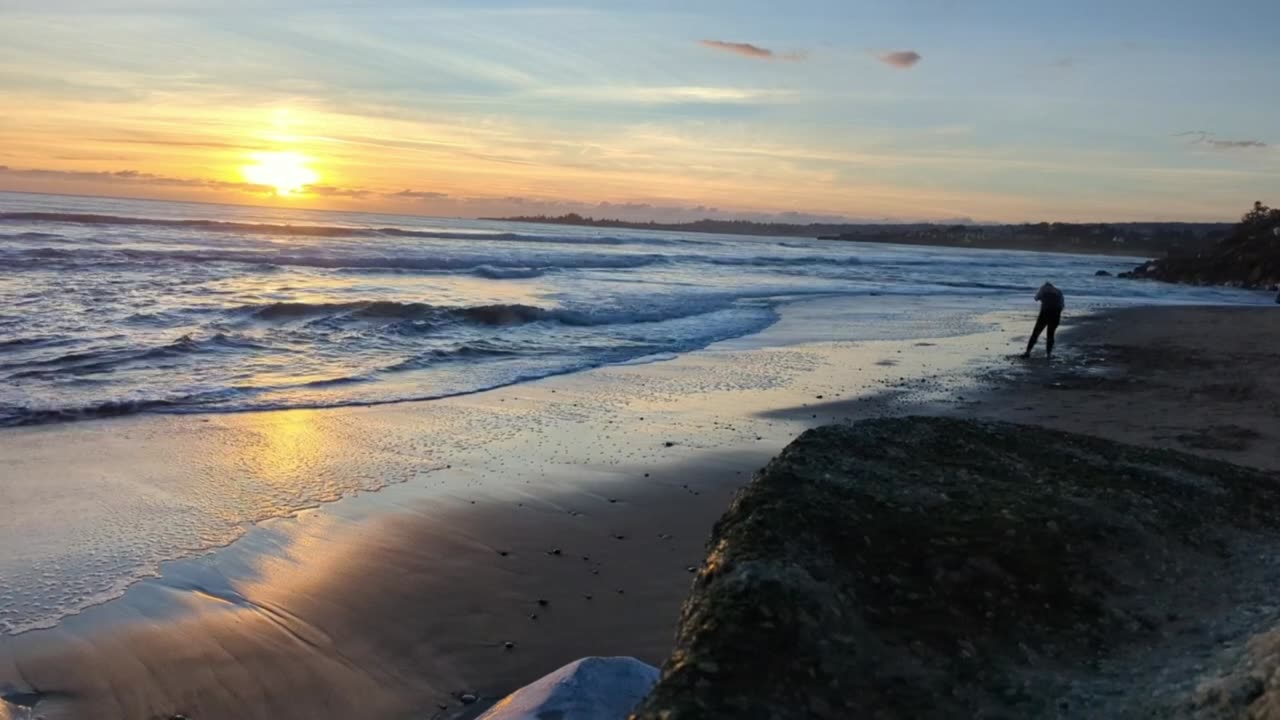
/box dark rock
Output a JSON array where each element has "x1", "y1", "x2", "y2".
[
  {"x1": 631, "y1": 417, "x2": 1280, "y2": 720},
  {"x1": 1095, "y1": 270, "x2": 1112, "y2": 276},
  {"x1": 1120, "y1": 202, "x2": 1280, "y2": 289},
  {"x1": 504, "y1": 641, "x2": 516, "y2": 651},
  {"x1": 459, "y1": 693, "x2": 478, "y2": 705}
]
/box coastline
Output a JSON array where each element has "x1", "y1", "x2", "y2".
[{"x1": 2, "y1": 299, "x2": 1277, "y2": 719}]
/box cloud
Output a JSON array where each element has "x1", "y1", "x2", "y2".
[
  {"x1": 389, "y1": 189, "x2": 450, "y2": 200},
  {"x1": 1206, "y1": 139, "x2": 1267, "y2": 150},
  {"x1": 0, "y1": 165, "x2": 372, "y2": 196},
  {"x1": 1177, "y1": 131, "x2": 1268, "y2": 151},
  {"x1": 879, "y1": 51, "x2": 922, "y2": 69},
  {"x1": 96, "y1": 136, "x2": 265, "y2": 151},
  {"x1": 700, "y1": 40, "x2": 805, "y2": 61},
  {"x1": 1052, "y1": 57, "x2": 1076, "y2": 69},
  {"x1": 535, "y1": 85, "x2": 795, "y2": 105},
  {"x1": 307, "y1": 184, "x2": 372, "y2": 198}
]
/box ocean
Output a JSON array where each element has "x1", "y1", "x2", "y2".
[{"x1": 1, "y1": 191, "x2": 1265, "y2": 429}]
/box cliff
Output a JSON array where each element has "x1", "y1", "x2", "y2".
[
  {"x1": 631, "y1": 417, "x2": 1280, "y2": 719},
  {"x1": 1121, "y1": 202, "x2": 1280, "y2": 289}
]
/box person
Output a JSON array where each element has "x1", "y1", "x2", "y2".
[{"x1": 1023, "y1": 282, "x2": 1064, "y2": 359}]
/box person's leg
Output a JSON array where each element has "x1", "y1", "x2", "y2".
[
  {"x1": 1045, "y1": 310, "x2": 1061, "y2": 357},
  {"x1": 1024, "y1": 311, "x2": 1048, "y2": 357}
]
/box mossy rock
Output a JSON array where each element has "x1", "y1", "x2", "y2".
[{"x1": 632, "y1": 417, "x2": 1280, "y2": 720}]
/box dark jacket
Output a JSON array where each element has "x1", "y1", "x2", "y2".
[{"x1": 1035, "y1": 284, "x2": 1064, "y2": 311}]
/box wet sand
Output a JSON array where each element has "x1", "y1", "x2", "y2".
[
  {"x1": 3, "y1": 302, "x2": 1275, "y2": 720},
  {"x1": 967, "y1": 305, "x2": 1280, "y2": 472},
  {"x1": 1, "y1": 453, "x2": 761, "y2": 719}
]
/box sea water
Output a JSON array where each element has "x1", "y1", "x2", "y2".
[{"x1": 0, "y1": 191, "x2": 1264, "y2": 427}]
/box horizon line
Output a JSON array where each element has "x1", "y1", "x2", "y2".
[{"x1": 0, "y1": 188, "x2": 1248, "y2": 227}]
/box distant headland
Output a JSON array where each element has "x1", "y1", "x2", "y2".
[{"x1": 486, "y1": 213, "x2": 1230, "y2": 257}]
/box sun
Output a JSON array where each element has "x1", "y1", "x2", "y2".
[{"x1": 242, "y1": 151, "x2": 319, "y2": 196}]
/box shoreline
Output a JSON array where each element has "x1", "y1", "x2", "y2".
[
  {"x1": 0, "y1": 295, "x2": 1011, "y2": 719},
  {"x1": 3, "y1": 300, "x2": 1277, "y2": 719}
]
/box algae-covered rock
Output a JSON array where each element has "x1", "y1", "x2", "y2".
[{"x1": 632, "y1": 417, "x2": 1280, "y2": 720}]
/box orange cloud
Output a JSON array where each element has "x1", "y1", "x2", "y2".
[
  {"x1": 879, "y1": 50, "x2": 922, "y2": 69},
  {"x1": 700, "y1": 40, "x2": 805, "y2": 61}
]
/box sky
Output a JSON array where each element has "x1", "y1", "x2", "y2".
[{"x1": 0, "y1": 0, "x2": 1277, "y2": 223}]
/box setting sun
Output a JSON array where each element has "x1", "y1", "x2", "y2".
[{"x1": 242, "y1": 151, "x2": 319, "y2": 196}]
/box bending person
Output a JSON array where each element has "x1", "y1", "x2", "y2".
[{"x1": 1023, "y1": 282, "x2": 1064, "y2": 359}]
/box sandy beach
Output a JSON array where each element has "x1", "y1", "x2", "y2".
[{"x1": 2, "y1": 299, "x2": 1277, "y2": 720}]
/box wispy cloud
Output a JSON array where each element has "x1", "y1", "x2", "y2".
[
  {"x1": 1177, "y1": 131, "x2": 1269, "y2": 150},
  {"x1": 307, "y1": 184, "x2": 371, "y2": 198},
  {"x1": 0, "y1": 164, "x2": 374, "y2": 196},
  {"x1": 390, "y1": 189, "x2": 450, "y2": 200},
  {"x1": 879, "y1": 51, "x2": 922, "y2": 69},
  {"x1": 700, "y1": 39, "x2": 806, "y2": 61},
  {"x1": 95, "y1": 136, "x2": 266, "y2": 151},
  {"x1": 535, "y1": 85, "x2": 796, "y2": 105}
]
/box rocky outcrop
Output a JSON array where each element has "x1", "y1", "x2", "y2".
[
  {"x1": 1121, "y1": 202, "x2": 1280, "y2": 288},
  {"x1": 631, "y1": 417, "x2": 1280, "y2": 720}
]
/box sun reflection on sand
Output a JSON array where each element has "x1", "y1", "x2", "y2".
[{"x1": 236, "y1": 410, "x2": 333, "y2": 491}]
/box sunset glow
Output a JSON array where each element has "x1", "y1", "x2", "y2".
[
  {"x1": 0, "y1": 2, "x2": 1275, "y2": 222},
  {"x1": 242, "y1": 152, "x2": 320, "y2": 196}
]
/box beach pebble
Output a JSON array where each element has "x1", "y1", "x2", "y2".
[
  {"x1": 664, "y1": 441, "x2": 676, "y2": 447},
  {"x1": 460, "y1": 693, "x2": 478, "y2": 705},
  {"x1": 504, "y1": 641, "x2": 516, "y2": 650},
  {"x1": 548, "y1": 548, "x2": 562, "y2": 556}
]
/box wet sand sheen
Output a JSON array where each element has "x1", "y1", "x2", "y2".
[{"x1": 1, "y1": 452, "x2": 767, "y2": 719}]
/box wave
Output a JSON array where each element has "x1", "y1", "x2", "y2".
[
  {"x1": 702, "y1": 254, "x2": 863, "y2": 267},
  {"x1": 0, "y1": 398, "x2": 183, "y2": 427},
  {"x1": 1, "y1": 333, "x2": 270, "y2": 379},
  {"x1": 0, "y1": 212, "x2": 687, "y2": 247},
  {"x1": 239, "y1": 298, "x2": 758, "y2": 330},
  {"x1": 244, "y1": 300, "x2": 558, "y2": 326},
  {"x1": 2, "y1": 244, "x2": 668, "y2": 275},
  {"x1": 470, "y1": 265, "x2": 548, "y2": 279},
  {"x1": 0, "y1": 231, "x2": 65, "y2": 241}
]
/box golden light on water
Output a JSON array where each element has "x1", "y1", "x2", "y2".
[{"x1": 242, "y1": 151, "x2": 320, "y2": 196}]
